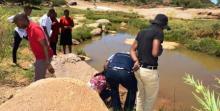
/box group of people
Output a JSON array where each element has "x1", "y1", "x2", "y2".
[
  {"x1": 10, "y1": 6, "x2": 171, "y2": 111},
  {"x1": 9, "y1": 6, "x2": 75, "y2": 81},
  {"x1": 95, "y1": 14, "x2": 170, "y2": 111}
]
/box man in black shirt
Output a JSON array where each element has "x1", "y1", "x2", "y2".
[{"x1": 130, "y1": 14, "x2": 170, "y2": 111}]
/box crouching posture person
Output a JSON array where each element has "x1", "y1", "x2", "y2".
[
  {"x1": 104, "y1": 52, "x2": 137, "y2": 111},
  {"x1": 13, "y1": 14, "x2": 54, "y2": 81}
]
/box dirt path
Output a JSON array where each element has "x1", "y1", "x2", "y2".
[{"x1": 70, "y1": 0, "x2": 220, "y2": 19}]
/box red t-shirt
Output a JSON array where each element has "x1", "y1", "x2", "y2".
[
  {"x1": 26, "y1": 22, "x2": 53, "y2": 60},
  {"x1": 60, "y1": 16, "x2": 74, "y2": 32},
  {"x1": 50, "y1": 18, "x2": 60, "y2": 43}
]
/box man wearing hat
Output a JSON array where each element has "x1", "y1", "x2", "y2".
[{"x1": 130, "y1": 14, "x2": 170, "y2": 111}]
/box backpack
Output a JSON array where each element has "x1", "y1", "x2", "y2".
[{"x1": 107, "y1": 53, "x2": 134, "y2": 72}]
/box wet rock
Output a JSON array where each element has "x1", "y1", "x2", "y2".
[
  {"x1": 120, "y1": 22, "x2": 127, "y2": 27},
  {"x1": 0, "y1": 78, "x2": 108, "y2": 111},
  {"x1": 91, "y1": 28, "x2": 102, "y2": 36},
  {"x1": 72, "y1": 39, "x2": 80, "y2": 45},
  {"x1": 96, "y1": 19, "x2": 111, "y2": 25},
  {"x1": 120, "y1": 27, "x2": 127, "y2": 30},
  {"x1": 78, "y1": 55, "x2": 92, "y2": 61},
  {"x1": 108, "y1": 30, "x2": 117, "y2": 34}
]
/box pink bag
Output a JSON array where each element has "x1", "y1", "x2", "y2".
[{"x1": 89, "y1": 73, "x2": 107, "y2": 92}]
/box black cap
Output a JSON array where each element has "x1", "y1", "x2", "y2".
[{"x1": 150, "y1": 14, "x2": 171, "y2": 30}]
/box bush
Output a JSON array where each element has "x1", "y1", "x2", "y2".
[
  {"x1": 172, "y1": 0, "x2": 213, "y2": 8},
  {"x1": 29, "y1": 0, "x2": 43, "y2": 5},
  {"x1": 184, "y1": 74, "x2": 220, "y2": 111},
  {"x1": 187, "y1": 38, "x2": 220, "y2": 56},
  {"x1": 72, "y1": 25, "x2": 92, "y2": 42},
  {"x1": 51, "y1": 0, "x2": 66, "y2": 6}
]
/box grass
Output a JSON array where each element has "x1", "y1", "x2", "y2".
[
  {"x1": 75, "y1": 48, "x2": 86, "y2": 56},
  {"x1": 72, "y1": 25, "x2": 93, "y2": 42},
  {"x1": 184, "y1": 74, "x2": 220, "y2": 111}
]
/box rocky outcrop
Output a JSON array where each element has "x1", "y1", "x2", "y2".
[
  {"x1": 96, "y1": 19, "x2": 111, "y2": 25},
  {"x1": 52, "y1": 54, "x2": 98, "y2": 82},
  {"x1": 0, "y1": 78, "x2": 108, "y2": 111},
  {"x1": 90, "y1": 28, "x2": 102, "y2": 36}
]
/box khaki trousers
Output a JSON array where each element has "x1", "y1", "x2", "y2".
[{"x1": 134, "y1": 67, "x2": 159, "y2": 111}]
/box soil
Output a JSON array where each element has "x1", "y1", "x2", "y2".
[{"x1": 69, "y1": 0, "x2": 220, "y2": 20}]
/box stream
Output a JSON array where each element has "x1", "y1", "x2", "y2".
[{"x1": 75, "y1": 32, "x2": 220, "y2": 108}]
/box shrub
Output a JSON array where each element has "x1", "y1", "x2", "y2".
[
  {"x1": 72, "y1": 25, "x2": 92, "y2": 42},
  {"x1": 187, "y1": 38, "x2": 220, "y2": 56},
  {"x1": 184, "y1": 74, "x2": 220, "y2": 111},
  {"x1": 51, "y1": 0, "x2": 66, "y2": 6},
  {"x1": 75, "y1": 48, "x2": 86, "y2": 56},
  {"x1": 29, "y1": 0, "x2": 43, "y2": 5}
]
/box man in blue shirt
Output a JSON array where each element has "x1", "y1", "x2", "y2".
[{"x1": 104, "y1": 52, "x2": 137, "y2": 111}]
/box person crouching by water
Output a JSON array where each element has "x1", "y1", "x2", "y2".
[
  {"x1": 130, "y1": 14, "x2": 170, "y2": 111},
  {"x1": 49, "y1": 12, "x2": 60, "y2": 55},
  {"x1": 60, "y1": 9, "x2": 74, "y2": 54},
  {"x1": 13, "y1": 14, "x2": 54, "y2": 81},
  {"x1": 104, "y1": 52, "x2": 137, "y2": 111}
]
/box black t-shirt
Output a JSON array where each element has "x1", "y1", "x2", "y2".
[{"x1": 135, "y1": 24, "x2": 164, "y2": 66}]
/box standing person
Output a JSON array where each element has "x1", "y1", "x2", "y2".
[
  {"x1": 130, "y1": 14, "x2": 170, "y2": 111},
  {"x1": 39, "y1": 9, "x2": 55, "y2": 38},
  {"x1": 8, "y1": 6, "x2": 32, "y2": 64},
  {"x1": 60, "y1": 9, "x2": 74, "y2": 54},
  {"x1": 50, "y1": 12, "x2": 60, "y2": 55},
  {"x1": 104, "y1": 52, "x2": 137, "y2": 111},
  {"x1": 13, "y1": 14, "x2": 54, "y2": 81}
]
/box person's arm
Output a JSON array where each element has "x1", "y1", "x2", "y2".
[
  {"x1": 152, "y1": 39, "x2": 162, "y2": 57},
  {"x1": 39, "y1": 39, "x2": 50, "y2": 65},
  {"x1": 130, "y1": 40, "x2": 140, "y2": 71}
]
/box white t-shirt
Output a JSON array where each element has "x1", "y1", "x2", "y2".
[
  {"x1": 8, "y1": 13, "x2": 28, "y2": 38},
  {"x1": 39, "y1": 14, "x2": 52, "y2": 37}
]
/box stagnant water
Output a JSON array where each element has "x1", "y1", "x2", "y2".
[{"x1": 75, "y1": 32, "x2": 220, "y2": 108}]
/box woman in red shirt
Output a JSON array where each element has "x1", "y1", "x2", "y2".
[
  {"x1": 50, "y1": 12, "x2": 60, "y2": 55},
  {"x1": 59, "y1": 9, "x2": 74, "y2": 54}
]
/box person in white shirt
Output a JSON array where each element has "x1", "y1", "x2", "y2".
[
  {"x1": 7, "y1": 6, "x2": 32, "y2": 64},
  {"x1": 39, "y1": 9, "x2": 55, "y2": 38}
]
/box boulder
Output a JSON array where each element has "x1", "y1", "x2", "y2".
[
  {"x1": 0, "y1": 78, "x2": 108, "y2": 111},
  {"x1": 96, "y1": 19, "x2": 111, "y2": 25},
  {"x1": 120, "y1": 22, "x2": 127, "y2": 27},
  {"x1": 90, "y1": 28, "x2": 102, "y2": 36},
  {"x1": 87, "y1": 23, "x2": 100, "y2": 28},
  {"x1": 68, "y1": 1, "x2": 77, "y2": 6},
  {"x1": 72, "y1": 39, "x2": 80, "y2": 45}
]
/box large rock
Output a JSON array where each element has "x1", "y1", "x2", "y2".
[
  {"x1": 96, "y1": 19, "x2": 111, "y2": 25},
  {"x1": 0, "y1": 78, "x2": 108, "y2": 111},
  {"x1": 87, "y1": 23, "x2": 100, "y2": 28},
  {"x1": 90, "y1": 28, "x2": 102, "y2": 36}
]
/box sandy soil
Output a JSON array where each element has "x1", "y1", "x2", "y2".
[{"x1": 69, "y1": 0, "x2": 220, "y2": 19}]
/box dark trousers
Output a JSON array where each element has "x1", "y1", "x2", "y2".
[
  {"x1": 12, "y1": 31, "x2": 22, "y2": 64},
  {"x1": 50, "y1": 42, "x2": 57, "y2": 55},
  {"x1": 105, "y1": 69, "x2": 137, "y2": 111}
]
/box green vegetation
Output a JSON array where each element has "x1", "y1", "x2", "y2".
[
  {"x1": 75, "y1": 48, "x2": 86, "y2": 56},
  {"x1": 51, "y1": 0, "x2": 66, "y2": 6},
  {"x1": 184, "y1": 74, "x2": 220, "y2": 111},
  {"x1": 72, "y1": 25, "x2": 93, "y2": 42},
  {"x1": 165, "y1": 19, "x2": 220, "y2": 56},
  {"x1": 172, "y1": 0, "x2": 214, "y2": 8}
]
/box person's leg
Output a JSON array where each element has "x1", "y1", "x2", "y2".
[
  {"x1": 105, "y1": 69, "x2": 122, "y2": 111},
  {"x1": 120, "y1": 71, "x2": 137, "y2": 111},
  {"x1": 68, "y1": 45, "x2": 72, "y2": 53},
  {"x1": 34, "y1": 59, "x2": 47, "y2": 81},
  {"x1": 12, "y1": 31, "x2": 22, "y2": 64},
  {"x1": 139, "y1": 68, "x2": 159, "y2": 111},
  {"x1": 134, "y1": 69, "x2": 146, "y2": 111},
  {"x1": 63, "y1": 45, "x2": 66, "y2": 54},
  {"x1": 50, "y1": 42, "x2": 57, "y2": 55}
]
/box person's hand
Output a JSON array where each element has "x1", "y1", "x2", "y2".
[
  {"x1": 48, "y1": 64, "x2": 55, "y2": 74},
  {"x1": 132, "y1": 61, "x2": 140, "y2": 71}
]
